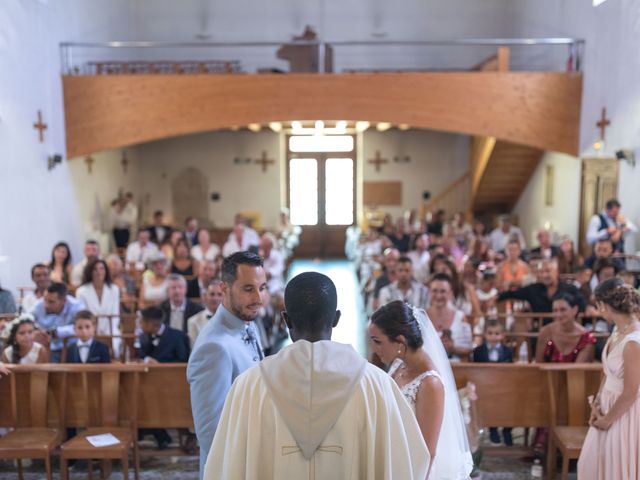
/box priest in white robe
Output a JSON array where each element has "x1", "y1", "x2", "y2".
[{"x1": 204, "y1": 272, "x2": 429, "y2": 480}]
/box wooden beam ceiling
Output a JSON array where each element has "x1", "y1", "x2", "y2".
[{"x1": 63, "y1": 71, "x2": 582, "y2": 158}]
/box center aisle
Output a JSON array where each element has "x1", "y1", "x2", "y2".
[{"x1": 287, "y1": 259, "x2": 367, "y2": 356}]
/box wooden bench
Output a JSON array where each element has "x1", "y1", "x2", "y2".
[
  {"x1": 0, "y1": 362, "x2": 602, "y2": 472},
  {"x1": 452, "y1": 363, "x2": 601, "y2": 460},
  {"x1": 0, "y1": 364, "x2": 193, "y2": 458}
]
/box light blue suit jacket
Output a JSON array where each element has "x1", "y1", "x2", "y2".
[{"x1": 186, "y1": 304, "x2": 262, "y2": 478}]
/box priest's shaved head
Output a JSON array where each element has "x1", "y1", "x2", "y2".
[{"x1": 283, "y1": 272, "x2": 341, "y2": 342}]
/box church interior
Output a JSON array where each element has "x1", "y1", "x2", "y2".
[{"x1": 1, "y1": 0, "x2": 640, "y2": 479}]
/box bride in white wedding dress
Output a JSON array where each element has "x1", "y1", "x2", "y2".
[{"x1": 369, "y1": 300, "x2": 473, "y2": 480}]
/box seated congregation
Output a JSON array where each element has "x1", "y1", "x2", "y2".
[{"x1": 0, "y1": 197, "x2": 638, "y2": 480}]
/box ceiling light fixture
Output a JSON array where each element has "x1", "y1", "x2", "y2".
[
  {"x1": 268, "y1": 122, "x2": 282, "y2": 132},
  {"x1": 355, "y1": 121, "x2": 370, "y2": 132}
]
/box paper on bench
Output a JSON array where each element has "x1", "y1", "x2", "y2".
[{"x1": 86, "y1": 433, "x2": 121, "y2": 447}]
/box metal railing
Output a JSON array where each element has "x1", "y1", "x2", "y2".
[{"x1": 60, "y1": 37, "x2": 585, "y2": 75}]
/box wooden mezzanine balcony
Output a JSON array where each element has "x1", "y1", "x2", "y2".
[{"x1": 61, "y1": 39, "x2": 584, "y2": 216}]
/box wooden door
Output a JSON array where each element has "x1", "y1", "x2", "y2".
[
  {"x1": 287, "y1": 135, "x2": 356, "y2": 258},
  {"x1": 578, "y1": 157, "x2": 619, "y2": 255}
]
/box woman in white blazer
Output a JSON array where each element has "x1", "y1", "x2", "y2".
[{"x1": 75, "y1": 259, "x2": 121, "y2": 357}]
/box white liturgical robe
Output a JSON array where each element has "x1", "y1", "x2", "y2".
[{"x1": 204, "y1": 340, "x2": 429, "y2": 480}]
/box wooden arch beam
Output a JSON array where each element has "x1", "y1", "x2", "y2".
[{"x1": 63, "y1": 72, "x2": 582, "y2": 158}]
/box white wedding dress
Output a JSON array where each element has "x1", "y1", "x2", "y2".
[
  {"x1": 389, "y1": 358, "x2": 443, "y2": 413},
  {"x1": 388, "y1": 308, "x2": 474, "y2": 480}
]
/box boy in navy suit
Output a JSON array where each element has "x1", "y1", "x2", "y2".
[
  {"x1": 66, "y1": 310, "x2": 111, "y2": 364},
  {"x1": 473, "y1": 319, "x2": 514, "y2": 445},
  {"x1": 138, "y1": 306, "x2": 190, "y2": 449}
]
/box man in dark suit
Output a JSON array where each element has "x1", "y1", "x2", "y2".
[
  {"x1": 473, "y1": 319, "x2": 513, "y2": 445},
  {"x1": 186, "y1": 260, "x2": 217, "y2": 300},
  {"x1": 184, "y1": 217, "x2": 199, "y2": 249},
  {"x1": 498, "y1": 258, "x2": 586, "y2": 326},
  {"x1": 139, "y1": 306, "x2": 190, "y2": 364},
  {"x1": 138, "y1": 306, "x2": 190, "y2": 449},
  {"x1": 160, "y1": 274, "x2": 204, "y2": 334},
  {"x1": 146, "y1": 210, "x2": 173, "y2": 245},
  {"x1": 528, "y1": 228, "x2": 559, "y2": 260},
  {"x1": 65, "y1": 310, "x2": 111, "y2": 363}
]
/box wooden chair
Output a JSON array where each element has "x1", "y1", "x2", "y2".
[
  {"x1": 60, "y1": 365, "x2": 144, "y2": 480},
  {"x1": 0, "y1": 368, "x2": 65, "y2": 480},
  {"x1": 542, "y1": 364, "x2": 602, "y2": 480}
]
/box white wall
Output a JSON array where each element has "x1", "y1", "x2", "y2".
[
  {"x1": 55, "y1": 0, "x2": 527, "y2": 74},
  {"x1": 130, "y1": 0, "x2": 514, "y2": 42},
  {"x1": 0, "y1": 0, "x2": 136, "y2": 292},
  {"x1": 512, "y1": 152, "x2": 582, "y2": 246},
  {"x1": 111, "y1": 128, "x2": 469, "y2": 231},
  {"x1": 362, "y1": 129, "x2": 470, "y2": 218},
  {"x1": 133, "y1": 131, "x2": 282, "y2": 229},
  {"x1": 508, "y1": 0, "x2": 640, "y2": 253},
  {"x1": 67, "y1": 148, "x2": 142, "y2": 246}
]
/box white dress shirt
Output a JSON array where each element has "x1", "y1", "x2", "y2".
[
  {"x1": 263, "y1": 249, "x2": 285, "y2": 295},
  {"x1": 76, "y1": 338, "x2": 94, "y2": 363},
  {"x1": 222, "y1": 231, "x2": 260, "y2": 257},
  {"x1": 71, "y1": 258, "x2": 88, "y2": 287},
  {"x1": 406, "y1": 250, "x2": 431, "y2": 284},
  {"x1": 378, "y1": 281, "x2": 429, "y2": 309},
  {"x1": 448, "y1": 310, "x2": 473, "y2": 362},
  {"x1": 187, "y1": 308, "x2": 215, "y2": 347},
  {"x1": 170, "y1": 300, "x2": 187, "y2": 331},
  {"x1": 489, "y1": 226, "x2": 526, "y2": 252},
  {"x1": 586, "y1": 210, "x2": 637, "y2": 246},
  {"x1": 126, "y1": 241, "x2": 159, "y2": 264},
  {"x1": 191, "y1": 244, "x2": 221, "y2": 263},
  {"x1": 21, "y1": 291, "x2": 43, "y2": 314}
]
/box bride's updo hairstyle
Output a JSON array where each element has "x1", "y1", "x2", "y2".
[
  {"x1": 594, "y1": 277, "x2": 640, "y2": 315},
  {"x1": 371, "y1": 300, "x2": 424, "y2": 350}
]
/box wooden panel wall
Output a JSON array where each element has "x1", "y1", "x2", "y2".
[
  {"x1": 63, "y1": 72, "x2": 582, "y2": 158},
  {"x1": 363, "y1": 181, "x2": 403, "y2": 206}
]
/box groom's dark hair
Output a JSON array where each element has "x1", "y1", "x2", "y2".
[
  {"x1": 221, "y1": 251, "x2": 263, "y2": 285},
  {"x1": 284, "y1": 272, "x2": 337, "y2": 334}
]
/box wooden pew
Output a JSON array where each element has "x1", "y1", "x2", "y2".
[
  {"x1": 452, "y1": 363, "x2": 550, "y2": 428},
  {"x1": 0, "y1": 362, "x2": 602, "y2": 468},
  {"x1": 134, "y1": 364, "x2": 193, "y2": 430},
  {"x1": 0, "y1": 364, "x2": 193, "y2": 459},
  {"x1": 452, "y1": 363, "x2": 602, "y2": 459}
]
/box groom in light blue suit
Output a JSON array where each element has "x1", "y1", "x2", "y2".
[{"x1": 187, "y1": 251, "x2": 268, "y2": 478}]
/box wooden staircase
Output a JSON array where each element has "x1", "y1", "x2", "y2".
[
  {"x1": 466, "y1": 48, "x2": 545, "y2": 217},
  {"x1": 470, "y1": 139, "x2": 544, "y2": 215}
]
